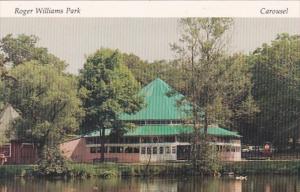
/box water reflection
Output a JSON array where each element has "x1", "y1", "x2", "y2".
[{"x1": 0, "y1": 175, "x2": 299, "y2": 192}]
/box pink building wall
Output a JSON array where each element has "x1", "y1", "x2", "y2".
[
  {"x1": 60, "y1": 137, "x2": 241, "y2": 163},
  {"x1": 60, "y1": 138, "x2": 140, "y2": 163},
  {"x1": 60, "y1": 137, "x2": 89, "y2": 163},
  {"x1": 219, "y1": 152, "x2": 241, "y2": 161}
]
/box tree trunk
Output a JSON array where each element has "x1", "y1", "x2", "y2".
[
  {"x1": 100, "y1": 127, "x2": 105, "y2": 162},
  {"x1": 292, "y1": 135, "x2": 297, "y2": 151},
  {"x1": 204, "y1": 114, "x2": 208, "y2": 137}
]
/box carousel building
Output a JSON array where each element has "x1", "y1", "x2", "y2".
[{"x1": 61, "y1": 78, "x2": 242, "y2": 163}]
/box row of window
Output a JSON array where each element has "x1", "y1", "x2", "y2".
[
  {"x1": 128, "y1": 120, "x2": 184, "y2": 125},
  {"x1": 211, "y1": 138, "x2": 240, "y2": 144},
  {"x1": 86, "y1": 137, "x2": 140, "y2": 144},
  {"x1": 90, "y1": 146, "x2": 140, "y2": 154},
  {"x1": 86, "y1": 136, "x2": 176, "y2": 144},
  {"x1": 215, "y1": 145, "x2": 241, "y2": 152},
  {"x1": 89, "y1": 146, "x2": 177, "y2": 155},
  {"x1": 141, "y1": 146, "x2": 176, "y2": 155},
  {"x1": 140, "y1": 137, "x2": 175, "y2": 143},
  {"x1": 86, "y1": 137, "x2": 238, "y2": 145},
  {"x1": 90, "y1": 145, "x2": 240, "y2": 154}
]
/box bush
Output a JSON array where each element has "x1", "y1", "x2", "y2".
[{"x1": 36, "y1": 146, "x2": 68, "y2": 177}]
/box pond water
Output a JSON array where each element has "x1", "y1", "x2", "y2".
[{"x1": 0, "y1": 175, "x2": 300, "y2": 192}]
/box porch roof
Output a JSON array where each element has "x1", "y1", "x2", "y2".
[{"x1": 84, "y1": 125, "x2": 241, "y2": 138}]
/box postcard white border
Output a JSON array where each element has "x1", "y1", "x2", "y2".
[{"x1": 0, "y1": 1, "x2": 299, "y2": 18}]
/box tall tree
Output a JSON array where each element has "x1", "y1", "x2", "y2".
[
  {"x1": 171, "y1": 18, "x2": 257, "y2": 166},
  {"x1": 4, "y1": 61, "x2": 83, "y2": 174},
  {"x1": 79, "y1": 48, "x2": 143, "y2": 161},
  {"x1": 250, "y1": 33, "x2": 300, "y2": 149}
]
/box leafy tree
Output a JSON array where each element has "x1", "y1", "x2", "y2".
[
  {"x1": 79, "y1": 48, "x2": 143, "y2": 161},
  {"x1": 0, "y1": 134, "x2": 7, "y2": 146},
  {"x1": 4, "y1": 61, "x2": 83, "y2": 168},
  {"x1": 250, "y1": 33, "x2": 300, "y2": 149},
  {"x1": 0, "y1": 79, "x2": 4, "y2": 110},
  {"x1": 122, "y1": 53, "x2": 187, "y2": 93},
  {"x1": 0, "y1": 54, "x2": 5, "y2": 77},
  {"x1": 0, "y1": 34, "x2": 66, "y2": 71},
  {"x1": 122, "y1": 53, "x2": 151, "y2": 86},
  {"x1": 171, "y1": 18, "x2": 258, "y2": 169}
]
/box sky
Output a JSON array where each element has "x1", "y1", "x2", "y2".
[{"x1": 0, "y1": 18, "x2": 299, "y2": 74}]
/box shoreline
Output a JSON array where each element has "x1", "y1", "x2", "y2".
[{"x1": 1, "y1": 160, "x2": 300, "y2": 179}]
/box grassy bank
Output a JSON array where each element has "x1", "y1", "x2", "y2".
[
  {"x1": 0, "y1": 165, "x2": 35, "y2": 178},
  {"x1": 0, "y1": 163, "x2": 196, "y2": 178},
  {"x1": 2, "y1": 160, "x2": 300, "y2": 179},
  {"x1": 221, "y1": 160, "x2": 300, "y2": 175},
  {"x1": 67, "y1": 162, "x2": 194, "y2": 178},
  {"x1": 68, "y1": 160, "x2": 300, "y2": 176}
]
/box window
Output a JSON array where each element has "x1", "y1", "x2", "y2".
[
  {"x1": 125, "y1": 147, "x2": 133, "y2": 153},
  {"x1": 0, "y1": 145, "x2": 11, "y2": 156},
  {"x1": 141, "y1": 138, "x2": 152, "y2": 143},
  {"x1": 109, "y1": 146, "x2": 117, "y2": 153},
  {"x1": 164, "y1": 137, "x2": 175, "y2": 142},
  {"x1": 125, "y1": 137, "x2": 140, "y2": 144},
  {"x1": 134, "y1": 147, "x2": 140, "y2": 153},
  {"x1": 90, "y1": 147, "x2": 96, "y2": 153},
  {"x1": 108, "y1": 146, "x2": 124, "y2": 153},
  {"x1": 226, "y1": 146, "x2": 230, "y2": 152},
  {"x1": 97, "y1": 147, "x2": 101, "y2": 153},
  {"x1": 172, "y1": 146, "x2": 176, "y2": 154},
  {"x1": 231, "y1": 147, "x2": 236, "y2": 152},
  {"x1": 165, "y1": 146, "x2": 170, "y2": 154},
  {"x1": 117, "y1": 147, "x2": 124, "y2": 153},
  {"x1": 147, "y1": 147, "x2": 151, "y2": 154},
  {"x1": 141, "y1": 147, "x2": 146, "y2": 154},
  {"x1": 94, "y1": 147, "x2": 108, "y2": 153},
  {"x1": 153, "y1": 147, "x2": 157, "y2": 154},
  {"x1": 159, "y1": 147, "x2": 164, "y2": 154},
  {"x1": 153, "y1": 137, "x2": 159, "y2": 143}
]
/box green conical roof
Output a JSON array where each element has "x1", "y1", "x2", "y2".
[{"x1": 119, "y1": 78, "x2": 191, "y2": 121}]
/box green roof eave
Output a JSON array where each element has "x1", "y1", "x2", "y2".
[
  {"x1": 205, "y1": 127, "x2": 241, "y2": 138},
  {"x1": 125, "y1": 125, "x2": 241, "y2": 138},
  {"x1": 83, "y1": 125, "x2": 241, "y2": 138}
]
